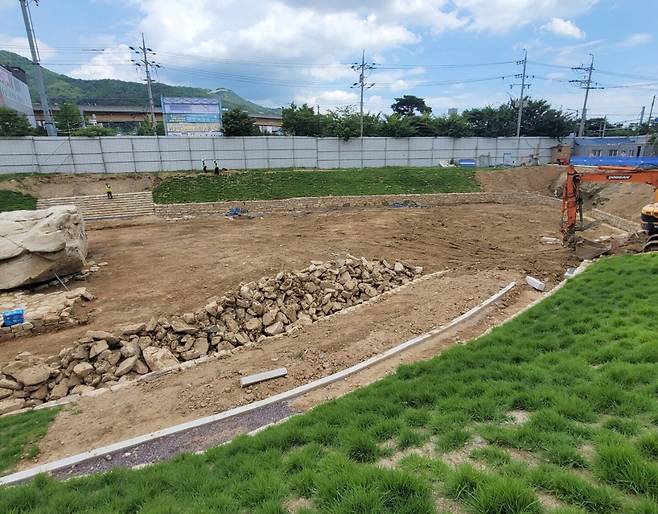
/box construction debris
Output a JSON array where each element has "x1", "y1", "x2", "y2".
[
  {"x1": 0, "y1": 256, "x2": 422, "y2": 413},
  {"x1": 240, "y1": 367, "x2": 288, "y2": 387},
  {"x1": 525, "y1": 276, "x2": 546, "y2": 292}
]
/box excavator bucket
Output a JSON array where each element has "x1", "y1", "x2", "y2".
[{"x1": 573, "y1": 237, "x2": 612, "y2": 260}]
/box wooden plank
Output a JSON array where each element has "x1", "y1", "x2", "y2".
[{"x1": 240, "y1": 367, "x2": 288, "y2": 387}]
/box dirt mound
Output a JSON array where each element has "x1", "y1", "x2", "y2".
[
  {"x1": 580, "y1": 182, "x2": 655, "y2": 222},
  {"x1": 477, "y1": 165, "x2": 564, "y2": 195},
  {"x1": 1, "y1": 173, "x2": 160, "y2": 199}
]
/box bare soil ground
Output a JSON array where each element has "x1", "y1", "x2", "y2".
[
  {"x1": 475, "y1": 165, "x2": 564, "y2": 195},
  {"x1": 0, "y1": 204, "x2": 577, "y2": 363}
]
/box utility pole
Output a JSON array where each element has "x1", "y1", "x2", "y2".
[
  {"x1": 601, "y1": 115, "x2": 607, "y2": 137},
  {"x1": 571, "y1": 54, "x2": 602, "y2": 137},
  {"x1": 648, "y1": 95, "x2": 656, "y2": 128},
  {"x1": 351, "y1": 50, "x2": 375, "y2": 138},
  {"x1": 515, "y1": 49, "x2": 529, "y2": 138},
  {"x1": 19, "y1": 0, "x2": 56, "y2": 135},
  {"x1": 130, "y1": 34, "x2": 160, "y2": 134}
]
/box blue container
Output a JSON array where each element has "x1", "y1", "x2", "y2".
[
  {"x1": 458, "y1": 159, "x2": 477, "y2": 168},
  {"x1": 2, "y1": 309, "x2": 24, "y2": 327}
]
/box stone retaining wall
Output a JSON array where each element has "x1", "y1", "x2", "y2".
[{"x1": 154, "y1": 192, "x2": 639, "y2": 233}]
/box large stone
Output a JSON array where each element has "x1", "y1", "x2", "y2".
[
  {"x1": 263, "y1": 309, "x2": 278, "y2": 327},
  {"x1": 3, "y1": 361, "x2": 51, "y2": 386},
  {"x1": 0, "y1": 388, "x2": 12, "y2": 400},
  {"x1": 120, "y1": 341, "x2": 141, "y2": 358},
  {"x1": 264, "y1": 321, "x2": 284, "y2": 336},
  {"x1": 244, "y1": 318, "x2": 262, "y2": 332},
  {"x1": 143, "y1": 347, "x2": 179, "y2": 371},
  {"x1": 49, "y1": 380, "x2": 70, "y2": 400},
  {"x1": 86, "y1": 330, "x2": 119, "y2": 344},
  {"x1": 89, "y1": 340, "x2": 109, "y2": 359},
  {"x1": 0, "y1": 398, "x2": 26, "y2": 415},
  {"x1": 73, "y1": 362, "x2": 94, "y2": 378},
  {"x1": 0, "y1": 378, "x2": 20, "y2": 390},
  {"x1": 0, "y1": 206, "x2": 87, "y2": 290},
  {"x1": 115, "y1": 356, "x2": 138, "y2": 377},
  {"x1": 170, "y1": 319, "x2": 199, "y2": 334},
  {"x1": 121, "y1": 322, "x2": 145, "y2": 335}
]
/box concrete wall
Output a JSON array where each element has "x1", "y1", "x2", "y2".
[{"x1": 0, "y1": 136, "x2": 559, "y2": 175}]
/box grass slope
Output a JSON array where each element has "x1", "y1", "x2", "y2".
[
  {"x1": 2, "y1": 255, "x2": 658, "y2": 513},
  {"x1": 152, "y1": 167, "x2": 481, "y2": 204},
  {"x1": 0, "y1": 190, "x2": 37, "y2": 212},
  {"x1": 0, "y1": 409, "x2": 59, "y2": 475}
]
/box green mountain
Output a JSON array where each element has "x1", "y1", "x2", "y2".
[{"x1": 0, "y1": 51, "x2": 279, "y2": 115}]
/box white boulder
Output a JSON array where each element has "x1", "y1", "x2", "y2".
[{"x1": 0, "y1": 205, "x2": 87, "y2": 290}]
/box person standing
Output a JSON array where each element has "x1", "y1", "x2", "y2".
[{"x1": 105, "y1": 183, "x2": 113, "y2": 200}]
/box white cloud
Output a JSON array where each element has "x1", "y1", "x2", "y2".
[
  {"x1": 0, "y1": 35, "x2": 56, "y2": 60},
  {"x1": 540, "y1": 18, "x2": 585, "y2": 39},
  {"x1": 69, "y1": 44, "x2": 140, "y2": 81},
  {"x1": 294, "y1": 89, "x2": 359, "y2": 110},
  {"x1": 452, "y1": 0, "x2": 597, "y2": 33},
  {"x1": 618, "y1": 33, "x2": 652, "y2": 48}
]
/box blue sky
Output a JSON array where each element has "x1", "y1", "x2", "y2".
[{"x1": 1, "y1": 0, "x2": 657, "y2": 123}]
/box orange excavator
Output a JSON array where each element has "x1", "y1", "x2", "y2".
[{"x1": 561, "y1": 164, "x2": 658, "y2": 253}]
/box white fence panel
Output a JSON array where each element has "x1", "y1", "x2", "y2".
[{"x1": 0, "y1": 135, "x2": 561, "y2": 175}]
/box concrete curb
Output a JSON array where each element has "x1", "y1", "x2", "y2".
[
  {"x1": 1, "y1": 270, "x2": 450, "y2": 420},
  {"x1": 0, "y1": 280, "x2": 515, "y2": 486}
]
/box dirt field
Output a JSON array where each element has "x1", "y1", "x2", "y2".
[
  {"x1": 475, "y1": 165, "x2": 564, "y2": 195},
  {"x1": 0, "y1": 204, "x2": 577, "y2": 363}
]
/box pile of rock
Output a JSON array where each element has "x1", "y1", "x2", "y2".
[
  {"x1": 0, "y1": 287, "x2": 95, "y2": 342},
  {"x1": 0, "y1": 256, "x2": 422, "y2": 414}
]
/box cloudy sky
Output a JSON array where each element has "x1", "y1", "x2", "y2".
[{"x1": 1, "y1": 0, "x2": 657, "y2": 122}]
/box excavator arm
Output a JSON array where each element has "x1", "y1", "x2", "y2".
[{"x1": 560, "y1": 164, "x2": 658, "y2": 240}]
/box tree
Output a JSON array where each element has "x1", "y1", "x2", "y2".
[
  {"x1": 432, "y1": 115, "x2": 473, "y2": 137},
  {"x1": 382, "y1": 114, "x2": 416, "y2": 137},
  {"x1": 282, "y1": 103, "x2": 320, "y2": 136},
  {"x1": 222, "y1": 107, "x2": 259, "y2": 136},
  {"x1": 520, "y1": 99, "x2": 572, "y2": 137},
  {"x1": 71, "y1": 125, "x2": 116, "y2": 137},
  {"x1": 136, "y1": 117, "x2": 165, "y2": 136},
  {"x1": 391, "y1": 95, "x2": 432, "y2": 116},
  {"x1": 54, "y1": 102, "x2": 83, "y2": 134},
  {"x1": 0, "y1": 107, "x2": 34, "y2": 136}
]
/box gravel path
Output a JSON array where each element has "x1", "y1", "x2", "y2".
[{"x1": 52, "y1": 401, "x2": 294, "y2": 480}]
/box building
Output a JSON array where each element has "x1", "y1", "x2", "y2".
[
  {"x1": 33, "y1": 104, "x2": 283, "y2": 134},
  {"x1": 572, "y1": 136, "x2": 655, "y2": 158},
  {"x1": 0, "y1": 64, "x2": 35, "y2": 126}
]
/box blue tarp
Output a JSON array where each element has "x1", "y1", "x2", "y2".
[{"x1": 570, "y1": 156, "x2": 658, "y2": 167}]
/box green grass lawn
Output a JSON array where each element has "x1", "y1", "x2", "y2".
[
  {"x1": 0, "y1": 190, "x2": 37, "y2": 212},
  {"x1": 152, "y1": 167, "x2": 481, "y2": 204},
  {"x1": 2, "y1": 254, "x2": 658, "y2": 513},
  {"x1": 0, "y1": 408, "x2": 59, "y2": 475}
]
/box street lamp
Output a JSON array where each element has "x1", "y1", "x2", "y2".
[{"x1": 212, "y1": 88, "x2": 229, "y2": 134}]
